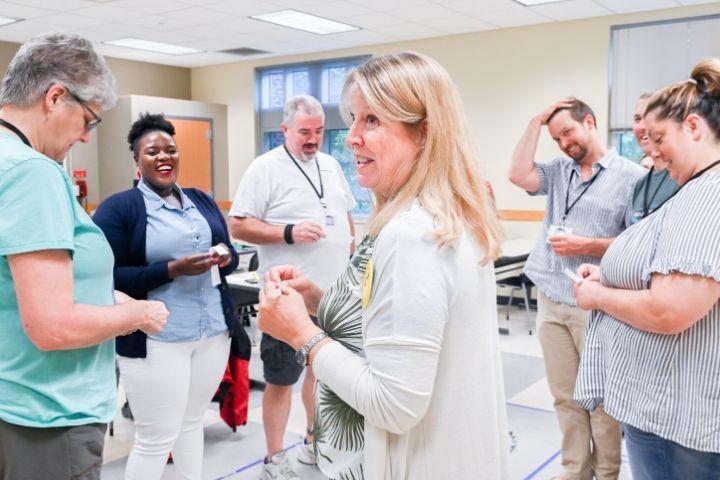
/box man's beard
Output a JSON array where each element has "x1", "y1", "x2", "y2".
[
  {"x1": 566, "y1": 144, "x2": 588, "y2": 162},
  {"x1": 300, "y1": 148, "x2": 317, "y2": 163}
]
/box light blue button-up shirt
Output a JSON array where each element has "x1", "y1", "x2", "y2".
[
  {"x1": 523, "y1": 149, "x2": 645, "y2": 306},
  {"x1": 138, "y1": 180, "x2": 226, "y2": 342}
]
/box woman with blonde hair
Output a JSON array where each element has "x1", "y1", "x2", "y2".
[
  {"x1": 257, "y1": 51, "x2": 509, "y2": 479},
  {"x1": 574, "y1": 58, "x2": 720, "y2": 479}
]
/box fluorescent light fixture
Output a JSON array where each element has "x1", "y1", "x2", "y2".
[
  {"x1": 103, "y1": 38, "x2": 203, "y2": 56},
  {"x1": 251, "y1": 9, "x2": 359, "y2": 35},
  {"x1": 0, "y1": 15, "x2": 23, "y2": 27},
  {"x1": 513, "y1": 0, "x2": 569, "y2": 5}
]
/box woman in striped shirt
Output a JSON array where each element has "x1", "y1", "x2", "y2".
[{"x1": 572, "y1": 58, "x2": 720, "y2": 479}]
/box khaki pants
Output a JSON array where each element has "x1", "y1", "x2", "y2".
[{"x1": 537, "y1": 292, "x2": 621, "y2": 480}]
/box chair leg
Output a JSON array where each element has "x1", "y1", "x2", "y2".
[
  {"x1": 505, "y1": 289, "x2": 514, "y2": 320},
  {"x1": 522, "y1": 282, "x2": 533, "y2": 335}
]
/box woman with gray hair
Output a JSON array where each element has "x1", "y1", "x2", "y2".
[{"x1": 0, "y1": 32, "x2": 168, "y2": 480}]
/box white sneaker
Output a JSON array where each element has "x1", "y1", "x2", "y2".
[
  {"x1": 296, "y1": 440, "x2": 316, "y2": 465},
  {"x1": 260, "y1": 451, "x2": 300, "y2": 480}
]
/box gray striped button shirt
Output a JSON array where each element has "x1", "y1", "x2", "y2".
[
  {"x1": 575, "y1": 173, "x2": 720, "y2": 453},
  {"x1": 523, "y1": 149, "x2": 645, "y2": 306}
]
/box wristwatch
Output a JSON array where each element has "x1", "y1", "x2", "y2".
[{"x1": 295, "y1": 332, "x2": 329, "y2": 366}]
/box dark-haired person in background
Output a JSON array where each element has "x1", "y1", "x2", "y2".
[
  {"x1": 626, "y1": 92, "x2": 679, "y2": 226},
  {"x1": 94, "y1": 113, "x2": 238, "y2": 480},
  {"x1": 509, "y1": 98, "x2": 644, "y2": 480},
  {"x1": 575, "y1": 58, "x2": 720, "y2": 480}
]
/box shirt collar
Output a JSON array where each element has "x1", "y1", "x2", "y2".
[
  {"x1": 567, "y1": 147, "x2": 619, "y2": 174},
  {"x1": 137, "y1": 179, "x2": 194, "y2": 211}
]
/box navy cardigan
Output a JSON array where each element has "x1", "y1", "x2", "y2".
[{"x1": 93, "y1": 187, "x2": 239, "y2": 358}]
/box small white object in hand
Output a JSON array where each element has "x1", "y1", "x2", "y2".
[
  {"x1": 563, "y1": 267, "x2": 583, "y2": 284},
  {"x1": 210, "y1": 244, "x2": 229, "y2": 256}
]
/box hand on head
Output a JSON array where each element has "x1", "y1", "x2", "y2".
[{"x1": 538, "y1": 97, "x2": 575, "y2": 125}]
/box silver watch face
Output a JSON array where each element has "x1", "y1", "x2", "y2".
[{"x1": 295, "y1": 349, "x2": 307, "y2": 366}]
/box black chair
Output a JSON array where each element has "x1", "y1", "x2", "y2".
[{"x1": 494, "y1": 253, "x2": 534, "y2": 335}]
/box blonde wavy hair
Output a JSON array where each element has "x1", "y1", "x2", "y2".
[{"x1": 341, "y1": 51, "x2": 503, "y2": 264}]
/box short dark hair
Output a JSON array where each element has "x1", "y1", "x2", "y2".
[
  {"x1": 127, "y1": 112, "x2": 175, "y2": 155},
  {"x1": 547, "y1": 98, "x2": 596, "y2": 126}
]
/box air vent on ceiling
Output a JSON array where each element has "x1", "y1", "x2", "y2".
[{"x1": 221, "y1": 47, "x2": 270, "y2": 56}]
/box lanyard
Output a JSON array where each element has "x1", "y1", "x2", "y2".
[
  {"x1": 643, "y1": 158, "x2": 720, "y2": 220},
  {"x1": 284, "y1": 145, "x2": 325, "y2": 206},
  {"x1": 641, "y1": 167, "x2": 669, "y2": 218},
  {"x1": 563, "y1": 166, "x2": 603, "y2": 222},
  {"x1": 0, "y1": 118, "x2": 31, "y2": 147}
]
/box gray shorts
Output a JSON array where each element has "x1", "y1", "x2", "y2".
[
  {"x1": 0, "y1": 418, "x2": 106, "y2": 480},
  {"x1": 260, "y1": 316, "x2": 317, "y2": 386}
]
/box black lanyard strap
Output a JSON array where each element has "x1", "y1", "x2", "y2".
[
  {"x1": 644, "y1": 158, "x2": 720, "y2": 220},
  {"x1": 642, "y1": 167, "x2": 669, "y2": 218},
  {"x1": 563, "y1": 166, "x2": 603, "y2": 221},
  {"x1": 0, "y1": 118, "x2": 31, "y2": 147},
  {"x1": 284, "y1": 145, "x2": 324, "y2": 203}
]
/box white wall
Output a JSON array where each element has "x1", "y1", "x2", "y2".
[{"x1": 190, "y1": 2, "x2": 720, "y2": 240}]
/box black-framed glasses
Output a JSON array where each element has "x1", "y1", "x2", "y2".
[{"x1": 66, "y1": 89, "x2": 102, "y2": 132}]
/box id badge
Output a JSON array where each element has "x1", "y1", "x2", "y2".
[{"x1": 325, "y1": 215, "x2": 335, "y2": 226}]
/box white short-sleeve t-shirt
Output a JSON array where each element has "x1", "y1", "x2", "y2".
[{"x1": 230, "y1": 145, "x2": 356, "y2": 289}]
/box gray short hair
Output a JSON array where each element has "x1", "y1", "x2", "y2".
[
  {"x1": 0, "y1": 32, "x2": 117, "y2": 110},
  {"x1": 283, "y1": 94, "x2": 324, "y2": 125}
]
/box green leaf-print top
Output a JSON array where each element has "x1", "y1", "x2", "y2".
[{"x1": 313, "y1": 235, "x2": 374, "y2": 480}]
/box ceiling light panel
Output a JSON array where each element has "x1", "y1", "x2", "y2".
[
  {"x1": 0, "y1": 15, "x2": 23, "y2": 26},
  {"x1": 250, "y1": 9, "x2": 359, "y2": 35},
  {"x1": 103, "y1": 38, "x2": 203, "y2": 55}
]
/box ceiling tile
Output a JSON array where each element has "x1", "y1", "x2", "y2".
[
  {"x1": 37, "y1": 11, "x2": 109, "y2": 28},
  {"x1": 592, "y1": 0, "x2": 680, "y2": 14},
  {"x1": 74, "y1": 22, "x2": 150, "y2": 41},
  {"x1": 443, "y1": 0, "x2": 552, "y2": 28},
  {"x1": 529, "y1": 0, "x2": 612, "y2": 21},
  {"x1": 301, "y1": 1, "x2": 373, "y2": 18},
  {"x1": 265, "y1": 0, "x2": 329, "y2": 7},
  {"x1": 73, "y1": 4, "x2": 147, "y2": 21},
  {"x1": 347, "y1": 0, "x2": 431, "y2": 10},
  {"x1": 102, "y1": 0, "x2": 187, "y2": 13},
  {"x1": 339, "y1": 12, "x2": 404, "y2": 28},
  {"x1": 0, "y1": 1, "x2": 55, "y2": 19},
  {"x1": 4, "y1": 0, "x2": 94, "y2": 11},
  {"x1": 206, "y1": 0, "x2": 284, "y2": 16},
  {"x1": 0, "y1": 18, "x2": 59, "y2": 42},
  {"x1": 417, "y1": 16, "x2": 495, "y2": 35},
  {"x1": 330, "y1": 28, "x2": 395, "y2": 44},
  {"x1": 676, "y1": 0, "x2": 718, "y2": 4},
  {"x1": 126, "y1": 14, "x2": 200, "y2": 30},
  {"x1": 157, "y1": 6, "x2": 231, "y2": 24},
  {"x1": 388, "y1": 4, "x2": 464, "y2": 22},
  {"x1": 371, "y1": 21, "x2": 442, "y2": 39}
]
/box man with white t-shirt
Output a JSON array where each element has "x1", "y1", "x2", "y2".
[{"x1": 229, "y1": 94, "x2": 355, "y2": 480}]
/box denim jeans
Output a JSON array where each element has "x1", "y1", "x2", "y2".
[{"x1": 623, "y1": 423, "x2": 720, "y2": 480}]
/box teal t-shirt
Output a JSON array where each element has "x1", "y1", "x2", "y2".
[
  {"x1": 0, "y1": 132, "x2": 116, "y2": 428},
  {"x1": 626, "y1": 167, "x2": 679, "y2": 227}
]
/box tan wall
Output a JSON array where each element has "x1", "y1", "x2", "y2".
[
  {"x1": 191, "y1": 2, "x2": 720, "y2": 240},
  {"x1": 0, "y1": 41, "x2": 193, "y2": 206}
]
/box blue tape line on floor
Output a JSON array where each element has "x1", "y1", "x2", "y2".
[
  {"x1": 523, "y1": 448, "x2": 561, "y2": 480},
  {"x1": 215, "y1": 440, "x2": 303, "y2": 480},
  {"x1": 506, "y1": 401, "x2": 555, "y2": 414}
]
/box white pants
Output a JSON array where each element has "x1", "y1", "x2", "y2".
[{"x1": 118, "y1": 333, "x2": 231, "y2": 480}]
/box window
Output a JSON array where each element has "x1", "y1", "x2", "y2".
[
  {"x1": 609, "y1": 14, "x2": 720, "y2": 164},
  {"x1": 256, "y1": 56, "x2": 372, "y2": 218}
]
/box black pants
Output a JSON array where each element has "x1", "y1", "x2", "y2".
[{"x1": 0, "y1": 418, "x2": 106, "y2": 480}]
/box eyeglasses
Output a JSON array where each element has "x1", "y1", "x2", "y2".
[{"x1": 66, "y1": 89, "x2": 102, "y2": 132}]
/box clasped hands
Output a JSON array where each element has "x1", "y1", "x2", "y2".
[
  {"x1": 258, "y1": 265, "x2": 324, "y2": 350},
  {"x1": 571, "y1": 263, "x2": 605, "y2": 310}
]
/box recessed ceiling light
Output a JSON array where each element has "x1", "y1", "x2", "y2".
[
  {"x1": 103, "y1": 38, "x2": 203, "y2": 56},
  {"x1": 513, "y1": 0, "x2": 569, "y2": 5},
  {"x1": 0, "y1": 15, "x2": 23, "y2": 27},
  {"x1": 251, "y1": 9, "x2": 359, "y2": 35}
]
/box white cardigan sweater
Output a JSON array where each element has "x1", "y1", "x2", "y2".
[{"x1": 313, "y1": 203, "x2": 509, "y2": 479}]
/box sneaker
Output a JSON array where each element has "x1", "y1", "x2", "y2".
[
  {"x1": 260, "y1": 451, "x2": 300, "y2": 480},
  {"x1": 296, "y1": 440, "x2": 316, "y2": 465}
]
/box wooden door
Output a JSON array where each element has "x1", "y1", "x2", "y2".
[{"x1": 168, "y1": 117, "x2": 213, "y2": 194}]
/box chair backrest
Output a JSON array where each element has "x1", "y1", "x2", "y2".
[{"x1": 249, "y1": 253, "x2": 258, "y2": 272}]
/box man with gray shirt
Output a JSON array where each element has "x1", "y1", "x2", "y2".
[{"x1": 509, "y1": 97, "x2": 644, "y2": 480}]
